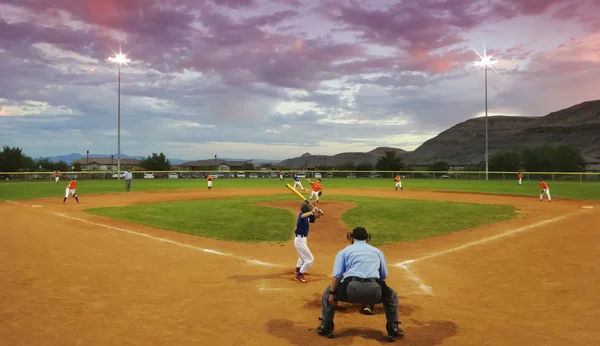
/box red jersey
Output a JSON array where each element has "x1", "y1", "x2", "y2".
[
  {"x1": 207, "y1": 175, "x2": 213, "y2": 181},
  {"x1": 540, "y1": 181, "x2": 548, "y2": 189},
  {"x1": 395, "y1": 175, "x2": 401, "y2": 182},
  {"x1": 68, "y1": 180, "x2": 77, "y2": 189},
  {"x1": 310, "y1": 181, "x2": 322, "y2": 192}
]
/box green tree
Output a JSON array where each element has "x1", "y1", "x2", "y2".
[
  {"x1": 356, "y1": 162, "x2": 374, "y2": 171},
  {"x1": 72, "y1": 162, "x2": 82, "y2": 171},
  {"x1": 339, "y1": 161, "x2": 356, "y2": 170},
  {"x1": 553, "y1": 144, "x2": 585, "y2": 172},
  {"x1": 34, "y1": 157, "x2": 54, "y2": 171},
  {"x1": 242, "y1": 161, "x2": 255, "y2": 171},
  {"x1": 489, "y1": 151, "x2": 521, "y2": 171},
  {"x1": 428, "y1": 160, "x2": 449, "y2": 171},
  {"x1": 139, "y1": 152, "x2": 171, "y2": 171},
  {"x1": 0, "y1": 146, "x2": 34, "y2": 172},
  {"x1": 376, "y1": 151, "x2": 404, "y2": 171},
  {"x1": 53, "y1": 160, "x2": 70, "y2": 172}
]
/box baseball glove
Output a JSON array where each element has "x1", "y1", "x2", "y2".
[
  {"x1": 313, "y1": 207, "x2": 324, "y2": 216},
  {"x1": 318, "y1": 190, "x2": 322, "y2": 197}
]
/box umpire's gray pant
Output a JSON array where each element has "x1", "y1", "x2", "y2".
[
  {"x1": 321, "y1": 278, "x2": 398, "y2": 328},
  {"x1": 125, "y1": 179, "x2": 131, "y2": 191}
]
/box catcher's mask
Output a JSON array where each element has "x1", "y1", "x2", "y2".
[
  {"x1": 347, "y1": 227, "x2": 371, "y2": 241},
  {"x1": 300, "y1": 200, "x2": 312, "y2": 213}
]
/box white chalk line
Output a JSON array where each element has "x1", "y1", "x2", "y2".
[
  {"x1": 393, "y1": 209, "x2": 589, "y2": 295},
  {"x1": 51, "y1": 212, "x2": 281, "y2": 267},
  {"x1": 4, "y1": 200, "x2": 281, "y2": 267},
  {"x1": 395, "y1": 209, "x2": 586, "y2": 267},
  {"x1": 257, "y1": 283, "x2": 292, "y2": 292}
]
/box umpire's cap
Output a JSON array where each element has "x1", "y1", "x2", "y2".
[{"x1": 351, "y1": 227, "x2": 369, "y2": 240}]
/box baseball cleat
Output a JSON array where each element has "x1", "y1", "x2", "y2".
[
  {"x1": 361, "y1": 305, "x2": 376, "y2": 315},
  {"x1": 386, "y1": 322, "x2": 405, "y2": 342},
  {"x1": 316, "y1": 318, "x2": 334, "y2": 338},
  {"x1": 294, "y1": 274, "x2": 307, "y2": 283}
]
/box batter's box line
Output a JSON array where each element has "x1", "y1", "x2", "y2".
[
  {"x1": 49, "y1": 212, "x2": 282, "y2": 268},
  {"x1": 393, "y1": 209, "x2": 590, "y2": 294}
]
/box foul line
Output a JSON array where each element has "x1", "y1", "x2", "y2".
[
  {"x1": 51, "y1": 212, "x2": 281, "y2": 267},
  {"x1": 394, "y1": 210, "x2": 585, "y2": 268},
  {"x1": 6, "y1": 200, "x2": 280, "y2": 267}
]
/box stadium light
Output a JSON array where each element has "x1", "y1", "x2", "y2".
[
  {"x1": 108, "y1": 49, "x2": 131, "y2": 180},
  {"x1": 474, "y1": 46, "x2": 498, "y2": 181}
]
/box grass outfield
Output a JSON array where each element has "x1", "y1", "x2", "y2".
[
  {"x1": 85, "y1": 195, "x2": 517, "y2": 245},
  {"x1": 1, "y1": 177, "x2": 600, "y2": 201}
]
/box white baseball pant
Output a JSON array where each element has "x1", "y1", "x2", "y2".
[
  {"x1": 208, "y1": 181, "x2": 212, "y2": 187},
  {"x1": 519, "y1": 178, "x2": 522, "y2": 185},
  {"x1": 540, "y1": 188, "x2": 551, "y2": 201},
  {"x1": 55, "y1": 176, "x2": 59, "y2": 183},
  {"x1": 309, "y1": 190, "x2": 319, "y2": 201},
  {"x1": 294, "y1": 236, "x2": 314, "y2": 274},
  {"x1": 395, "y1": 182, "x2": 402, "y2": 188},
  {"x1": 65, "y1": 188, "x2": 76, "y2": 198},
  {"x1": 293, "y1": 181, "x2": 304, "y2": 190}
]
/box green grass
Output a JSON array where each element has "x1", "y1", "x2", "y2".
[
  {"x1": 333, "y1": 196, "x2": 517, "y2": 246},
  {"x1": 86, "y1": 195, "x2": 296, "y2": 242},
  {"x1": 2, "y1": 177, "x2": 600, "y2": 201},
  {"x1": 85, "y1": 195, "x2": 517, "y2": 245}
]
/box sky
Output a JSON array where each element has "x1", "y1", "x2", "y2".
[{"x1": 1, "y1": 0, "x2": 600, "y2": 160}]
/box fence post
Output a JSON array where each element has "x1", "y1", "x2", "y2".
[
  {"x1": 552, "y1": 174, "x2": 555, "y2": 181},
  {"x1": 580, "y1": 174, "x2": 582, "y2": 183},
  {"x1": 502, "y1": 173, "x2": 505, "y2": 180}
]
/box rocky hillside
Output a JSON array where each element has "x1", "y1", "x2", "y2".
[
  {"x1": 278, "y1": 147, "x2": 408, "y2": 168},
  {"x1": 405, "y1": 100, "x2": 600, "y2": 165}
]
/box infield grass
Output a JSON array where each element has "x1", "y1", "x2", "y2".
[
  {"x1": 85, "y1": 195, "x2": 517, "y2": 245},
  {"x1": 2, "y1": 177, "x2": 600, "y2": 200}
]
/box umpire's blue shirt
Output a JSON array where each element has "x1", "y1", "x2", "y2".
[
  {"x1": 332, "y1": 241, "x2": 388, "y2": 280},
  {"x1": 295, "y1": 212, "x2": 315, "y2": 237}
]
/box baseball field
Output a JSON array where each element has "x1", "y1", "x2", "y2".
[{"x1": 1, "y1": 177, "x2": 599, "y2": 345}]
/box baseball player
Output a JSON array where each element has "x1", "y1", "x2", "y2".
[
  {"x1": 207, "y1": 174, "x2": 213, "y2": 190},
  {"x1": 294, "y1": 200, "x2": 323, "y2": 283},
  {"x1": 62, "y1": 178, "x2": 80, "y2": 204},
  {"x1": 394, "y1": 175, "x2": 402, "y2": 191},
  {"x1": 539, "y1": 178, "x2": 551, "y2": 202},
  {"x1": 518, "y1": 172, "x2": 523, "y2": 185},
  {"x1": 307, "y1": 178, "x2": 323, "y2": 206},
  {"x1": 54, "y1": 171, "x2": 60, "y2": 184},
  {"x1": 293, "y1": 174, "x2": 305, "y2": 191},
  {"x1": 279, "y1": 171, "x2": 284, "y2": 180}
]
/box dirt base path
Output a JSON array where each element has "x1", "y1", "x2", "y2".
[{"x1": 1, "y1": 188, "x2": 599, "y2": 345}]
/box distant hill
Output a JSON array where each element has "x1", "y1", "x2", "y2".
[
  {"x1": 47, "y1": 153, "x2": 279, "y2": 165},
  {"x1": 406, "y1": 100, "x2": 600, "y2": 165},
  {"x1": 278, "y1": 147, "x2": 409, "y2": 169}
]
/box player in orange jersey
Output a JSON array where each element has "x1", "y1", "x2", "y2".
[
  {"x1": 207, "y1": 174, "x2": 213, "y2": 190},
  {"x1": 63, "y1": 178, "x2": 80, "y2": 204},
  {"x1": 307, "y1": 178, "x2": 323, "y2": 205},
  {"x1": 394, "y1": 175, "x2": 402, "y2": 191},
  {"x1": 539, "y1": 178, "x2": 551, "y2": 202},
  {"x1": 54, "y1": 171, "x2": 61, "y2": 184},
  {"x1": 518, "y1": 172, "x2": 523, "y2": 185}
]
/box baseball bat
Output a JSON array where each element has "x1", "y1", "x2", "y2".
[{"x1": 286, "y1": 184, "x2": 324, "y2": 214}]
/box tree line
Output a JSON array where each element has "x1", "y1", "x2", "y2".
[{"x1": 0, "y1": 146, "x2": 74, "y2": 172}]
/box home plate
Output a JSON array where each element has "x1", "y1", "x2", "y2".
[
  {"x1": 31, "y1": 205, "x2": 44, "y2": 208},
  {"x1": 582, "y1": 206, "x2": 594, "y2": 209}
]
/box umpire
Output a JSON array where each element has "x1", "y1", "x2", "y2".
[{"x1": 316, "y1": 227, "x2": 404, "y2": 342}]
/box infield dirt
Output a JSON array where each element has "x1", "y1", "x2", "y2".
[{"x1": 1, "y1": 188, "x2": 599, "y2": 345}]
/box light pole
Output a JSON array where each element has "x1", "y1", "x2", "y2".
[
  {"x1": 108, "y1": 49, "x2": 131, "y2": 180},
  {"x1": 111, "y1": 155, "x2": 114, "y2": 171},
  {"x1": 86, "y1": 150, "x2": 89, "y2": 171},
  {"x1": 474, "y1": 46, "x2": 497, "y2": 181},
  {"x1": 214, "y1": 155, "x2": 217, "y2": 171}
]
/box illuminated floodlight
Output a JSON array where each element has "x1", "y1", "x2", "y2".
[
  {"x1": 473, "y1": 46, "x2": 498, "y2": 73},
  {"x1": 108, "y1": 49, "x2": 131, "y2": 67}
]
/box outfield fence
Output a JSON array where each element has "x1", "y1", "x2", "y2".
[{"x1": 1, "y1": 170, "x2": 599, "y2": 182}]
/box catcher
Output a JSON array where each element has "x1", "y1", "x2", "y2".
[
  {"x1": 316, "y1": 227, "x2": 404, "y2": 342},
  {"x1": 293, "y1": 200, "x2": 323, "y2": 283}
]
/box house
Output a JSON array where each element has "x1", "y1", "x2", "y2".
[
  {"x1": 179, "y1": 159, "x2": 249, "y2": 171},
  {"x1": 72, "y1": 157, "x2": 140, "y2": 171}
]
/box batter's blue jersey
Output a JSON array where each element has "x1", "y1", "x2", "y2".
[{"x1": 293, "y1": 175, "x2": 300, "y2": 181}]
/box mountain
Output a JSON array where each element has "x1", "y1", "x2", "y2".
[
  {"x1": 278, "y1": 146, "x2": 409, "y2": 169},
  {"x1": 47, "y1": 153, "x2": 280, "y2": 165},
  {"x1": 405, "y1": 99, "x2": 600, "y2": 165}
]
